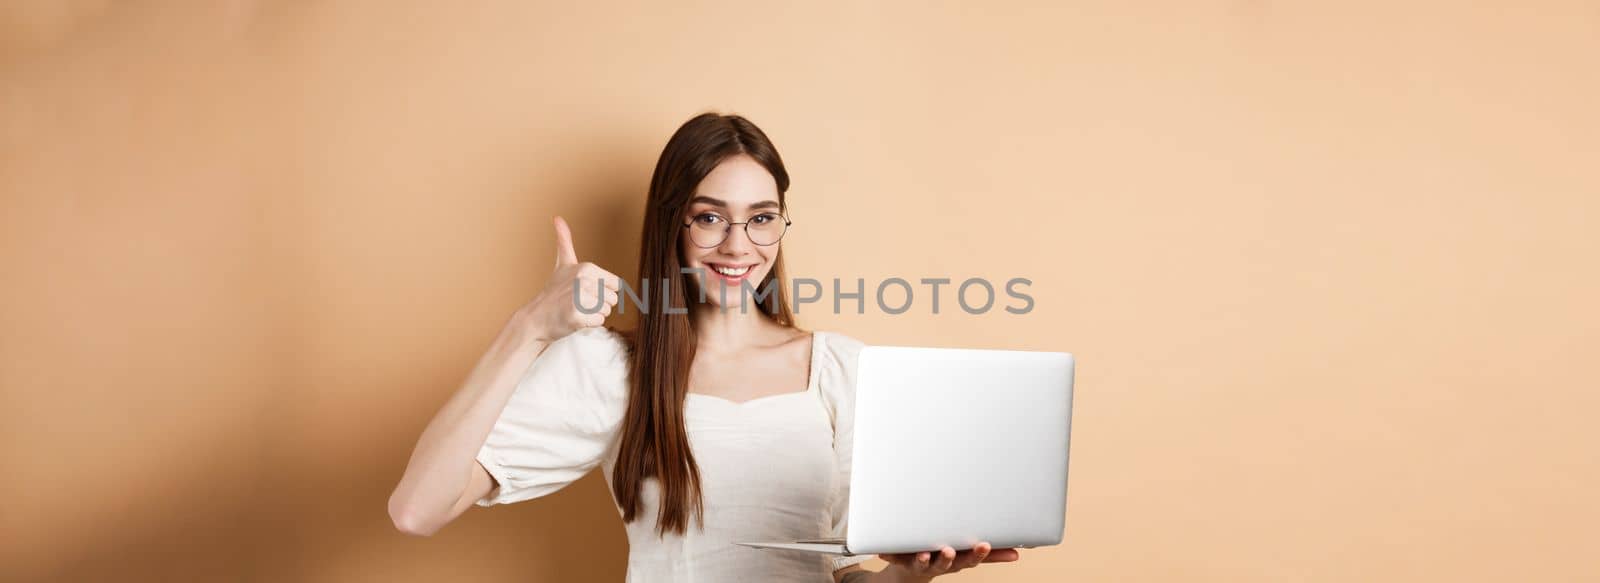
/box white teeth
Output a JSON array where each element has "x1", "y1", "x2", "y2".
[{"x1": 712, "y1": 265, "x2": 750, "y2": 276}]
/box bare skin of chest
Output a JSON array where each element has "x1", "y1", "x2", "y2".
[{"x1": 687, "y1": 330, "x2": 812, "y2": 404}]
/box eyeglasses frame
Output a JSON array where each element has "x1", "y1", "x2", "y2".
[{"x1": 681, "y1": 211, "x2": 793, "y2": 248}]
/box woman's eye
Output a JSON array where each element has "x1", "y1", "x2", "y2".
[
  {"x1": 752, "y1": 213, "x2": 778, "y2": 225},
  {"x1": 694, "y1": 214, "x2": 726, "y2": 225}
]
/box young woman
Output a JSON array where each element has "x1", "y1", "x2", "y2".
[{"x1": 388, "y1": 113, "x2": 1021, "y2": 582}]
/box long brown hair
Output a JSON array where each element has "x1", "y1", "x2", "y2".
[{"x1": 611, "y1": 112, "x2": 797, "y2": 536}]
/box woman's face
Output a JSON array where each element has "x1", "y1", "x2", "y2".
[{"x1": 680, "y1": 154, "x2": 785, "y2": 309}]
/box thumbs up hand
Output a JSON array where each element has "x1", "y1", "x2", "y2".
[{"x1": 514, "y1": 216, "x2": 621, "y2": 343}]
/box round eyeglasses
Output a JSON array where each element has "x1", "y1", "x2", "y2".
[{"x1": 683, "y1": 212, "x2": 791, "y2": 248}]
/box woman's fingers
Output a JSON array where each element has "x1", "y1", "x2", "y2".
[
  {"x1": 552, "y1": 216, "x2": 578, "y2": 268},
  {"x1": 566, "y1": 269, "x2": 623, "y2": 325},
  {"x1": 877, "y1": 553, "x2": 920, "y2": 571},
  {"x1": 983, "y1": 547, "x2": 1021, "y2": 562},
  {"x1": 956, "y1": 542, "x2": 992, "y2": 571},
  {"x1": 931, "y1": 546, "x2": 957, "y2": 572},
  {"x1": 580, "y1": 263, "x2": 621, "y2": 292},
  {"x1": 880, "y1": 544, "x2": 1020, "y2": 576}
]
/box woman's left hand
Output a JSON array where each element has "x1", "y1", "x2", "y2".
[{"x1": 877, "y1": 542, "x2": 1019, "y2": 580}]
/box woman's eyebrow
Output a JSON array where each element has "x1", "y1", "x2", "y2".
[
  {"x1": 689, "y1": 195, "x2": 727, "y2": 208},
  {"x1": 690, "y1": 196, "x2": 781, "y2": 211}
]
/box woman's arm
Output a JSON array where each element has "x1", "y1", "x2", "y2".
[
  {"x1": 386, "y1": 321, "x2": 551, "y2": 536},
  {"x1": 387, "y1": 217, "x2": 621, "y2": 536}
]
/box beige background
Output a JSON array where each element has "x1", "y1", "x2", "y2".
[{"x1": 3, "y1": 1, "x2": 1597, "y2": 581}]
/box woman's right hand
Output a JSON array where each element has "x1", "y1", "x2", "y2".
[{"x1": 511, "y1": 216, "x2": 621, "y2": 343}]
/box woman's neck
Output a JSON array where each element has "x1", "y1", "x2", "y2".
[{"x1": 692, "y1": 302, "x2": 787, "y2": 352}]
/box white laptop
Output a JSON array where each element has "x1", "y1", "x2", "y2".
[{"x1": 736, "y1": 344, "x2": 1075, "y2": 556}]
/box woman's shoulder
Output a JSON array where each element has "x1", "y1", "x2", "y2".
[
  {"x1": 497, "y1": 327, "x2": 631, "y2": 437},
  {"x1": 811, "y1": 329, "x2": 867, "y2": 386},
  {"x1": 527, "y1": 327, "x2": 633, "y2": 402},
  {"x1": 813, "y1": 329, "x2": 866, "y2": 361},
  {"x1": 809, "y1": 330, "x2": 866, "y2": 429},
  {"x1": 546, "y1": 326, "x2": 632, "y2": 366}
]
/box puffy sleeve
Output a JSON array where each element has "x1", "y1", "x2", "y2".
[
  {"x1": 474, "y1": 327, "x2": 631, "y2": 507},
  {"x1": 815, "y1": 331, "x2": 875, "y2": 571}
]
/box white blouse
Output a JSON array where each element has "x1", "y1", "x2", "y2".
[{"x1": 474, "y1": 327, "x2": 874, "y2": 582}]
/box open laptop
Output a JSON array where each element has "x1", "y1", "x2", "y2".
[{"x1": 736, "y1": 344, "x2": 1075, "y2": 556}]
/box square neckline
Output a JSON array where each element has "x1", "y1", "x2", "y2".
[{"x1": 685, "y1": 331, "x2": 822, "y2": 407}]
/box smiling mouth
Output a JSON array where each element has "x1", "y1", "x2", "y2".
[{"x1": 706, "y1": 263, "x2": 754, "y2": 278}]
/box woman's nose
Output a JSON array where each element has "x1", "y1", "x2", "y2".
[{"x1": 718, "y1": 224, "x2": 756, "y2": 254}]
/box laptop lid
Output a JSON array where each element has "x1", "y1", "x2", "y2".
[{"x1": 845, "y1": 345, "x2": 1075, "y2": 555}]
